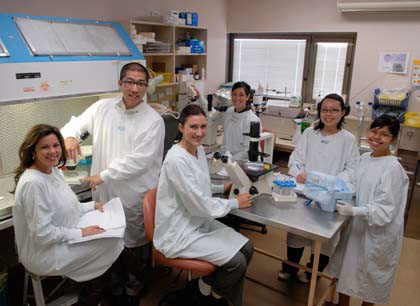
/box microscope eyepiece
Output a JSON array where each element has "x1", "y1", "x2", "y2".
[{"x1": 249, "y1": 186, "x2": 259, "y2": 195}]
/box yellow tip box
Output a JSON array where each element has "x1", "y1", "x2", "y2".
[{"x1": 405, "y1": 112, "x2": 420, "y2": 128}]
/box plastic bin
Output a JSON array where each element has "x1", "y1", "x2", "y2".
[
  {"x1": 405, "y1": 112, "x2": 420, "y2": 128},
  {"x1": 143, "y1": 42, "x2": 171, "y2": 53},
  {"x1": 373, "y1": 88, "x2": 410, "y2": 122}
]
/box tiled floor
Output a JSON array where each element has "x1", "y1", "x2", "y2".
[
  {"x1": 141, "y1": 226, "x2": 420, "y2": 306},
  {"x1": 140, "y1": 161, "x2": 420, "y2": 305}
]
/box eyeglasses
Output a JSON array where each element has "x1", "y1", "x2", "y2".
[
  {"x1": 122, "y1": 79, "x2": 148, "y2": 88},
  {"x1": 320, "y1": 108, "x2": 341, "y2": 115},
  {"x1": 369, "y1": 129, "x2": 393, "y2": 138}
]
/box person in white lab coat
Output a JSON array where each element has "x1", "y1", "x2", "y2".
[
  {"x1": 154, "y1": 104, "x2": 253, "y2": 306},
  {"x1": 13, "y1": 124, "x2": 124, "y2": 306},
  {"x1": 223, "y1": 81, "x2": 261, "y2": 160},
  {"x1": 194, "y1": 81, "x2": 262, "y2": 160},
  {"x1": 279, "y1": 93, "x2": 359, "y2": 283},
  {"x1": 61, "y1": 62, "x2": 165, "y2": 304},
  {"x1": 327, "y1": 115, "x2": 408, "y2": 306}
]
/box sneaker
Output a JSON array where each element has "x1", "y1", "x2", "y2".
[
  {"x1": 297, "y1": 273, "x2": 309, "y2": 284},
  {"x1": 277, "y1": 272, "x2": 291, "y2": 281}
]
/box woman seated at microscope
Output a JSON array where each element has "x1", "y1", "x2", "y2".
[
  {"x1": 280, "y1": 93, "x2": 360, "y2": 283},
  {"x1": 154, "y1": 105, "x2": 253, "y2": 306},
  {"x1": 193, "y1": 81, "x2": 262, "y2": 161},
  {"x1": 13, "y1": 124, "x2": 124, "y2": 306}
]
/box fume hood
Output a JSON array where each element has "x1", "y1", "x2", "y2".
[{"x1": 0, "y1": 13, "x2": 145, "y2": 104}]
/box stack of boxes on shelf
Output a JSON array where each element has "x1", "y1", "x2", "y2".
[
  {"x1": 175, "y1": 65, "x2": 203, "y2": 81},
  {"x1": 176, "y1": 39, "x2": 205, "y2": 55},
  {"x1": 178, "y1": 12, "x2": 198, "y2": 26},
  {"x1": 128, "y1": 11, "x2": 207, "y2": 101},
  {"x1": 131, "y1": 27, "x2": 171, "y2": 55},
  {"x1": 136, "y1": 11, "x2": 199, "y2": 26}
]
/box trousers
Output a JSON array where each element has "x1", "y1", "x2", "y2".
[
  {"x1": 282, "y1": 246, "x2": 329, "y2": 276},
  {"x1": 203, "y1": 240, "x2": 253, "y2": 306}
]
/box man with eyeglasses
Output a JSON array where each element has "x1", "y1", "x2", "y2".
[{"x1": 61, "y1": 62, "x2": 165, "y2": 305}]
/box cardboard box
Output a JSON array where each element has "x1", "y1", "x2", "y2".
[
  {"x1": 139, "y1": 32, "x2": 155, "y2": 38},
  {"x1": 181, "y1": 65, "x2": 197, "y2": 75}
]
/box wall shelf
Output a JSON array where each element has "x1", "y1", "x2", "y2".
[
  {"x1": 129, "y1": 20, "x2": 207, "y2": 81},
  {"x1": 143, "y1": 53, "x2": 174, "y2": 56},
  {"x1": 175, "y1": 53, "x2": 207, "y2": 56}
]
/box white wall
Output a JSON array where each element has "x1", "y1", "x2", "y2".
[
  {"x1": 0, "y1": 0, "x2": 228, "y2": 93},
  {"x1": 0, "y1": 1, "x2": 228, "y2": 175},
  {"x1": 227, "y1": 0, "x2": 420, "y2": 113}
]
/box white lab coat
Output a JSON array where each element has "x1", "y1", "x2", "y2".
[
  {"x1": 154, "y1": 144, "x2": 248, "y2": 266},
  {"x1": 327, "y1": 153, "x2": 408, "y2": 304},
  {"x1": 223, "y1": 107, "x2": 262, "y2": 161},
  {"x1": 61, "y1": 97, "x2": 165, "y2": 247},
  {"x1": 197, "y1": 97, "x2": 262, "y2": 161},
  {"x1": 13, "y1": 168, "x2": 124, "y2": 282},
  {"x1": 287, "y1": 127, "x2": 360, "y2": 255}
]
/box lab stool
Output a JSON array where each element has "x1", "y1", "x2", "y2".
[
  {"x1": 22, "y1": 269, "x2": 78, "y2": 306},
  {"x1": 143, "y1": 189, "x2": 217, "y2": 305}
]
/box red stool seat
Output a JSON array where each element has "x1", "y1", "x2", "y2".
[{"x1": 143, "y1": 188, "x2": 216, "y2": 277}]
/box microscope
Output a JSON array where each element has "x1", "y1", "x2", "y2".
[
  {"x1": 202, "y1": 94, "x2": 223, "y2": 148},
  {"x1": 213, "y1": 121, "x2": 278, "y2": 199}
]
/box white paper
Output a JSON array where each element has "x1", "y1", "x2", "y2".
[
  {"x1": 378, "y1": 52, "x2": 409, "y2": 74},
  {"x1": 68, "y1": 198, "x2": 126, "y2": 244},
  {"x1": 77, "y1": 198, "x2": 126, "y2": 230},
  {"x1": 68, "y1": 227, "x2": 125, "y2": 244}
]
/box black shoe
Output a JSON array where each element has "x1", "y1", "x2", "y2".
[
  {"x1": 208, "y1": 296, "x2": 229, "y2": 306},
  {"x1": 110, "y1": 293, "x2": 127, "y2": 306},
  {"x1": 126, "y1": 294, "x2": 140, "y2": 306},
  {"x1": 187, "y1": 278, "x2": 212, "y2": 306}
]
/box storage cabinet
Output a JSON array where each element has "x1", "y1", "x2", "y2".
[
  {"x1": 128, "y1": 21, "x2": 207, "y2": 84},
  {"x1": 397, "y1": 149, "x2": 418, "y2": 230},
  {"x1": 397, "y1": 125, "x2": 420, "y2": 230}
]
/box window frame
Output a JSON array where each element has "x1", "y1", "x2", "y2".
[{"x1": 227, "y1": 32, "x2": 356, "y2": 104}]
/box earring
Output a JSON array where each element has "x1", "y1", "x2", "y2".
[{"x1": 32, "y1": 155, "x2": 35, "y2": 160}]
